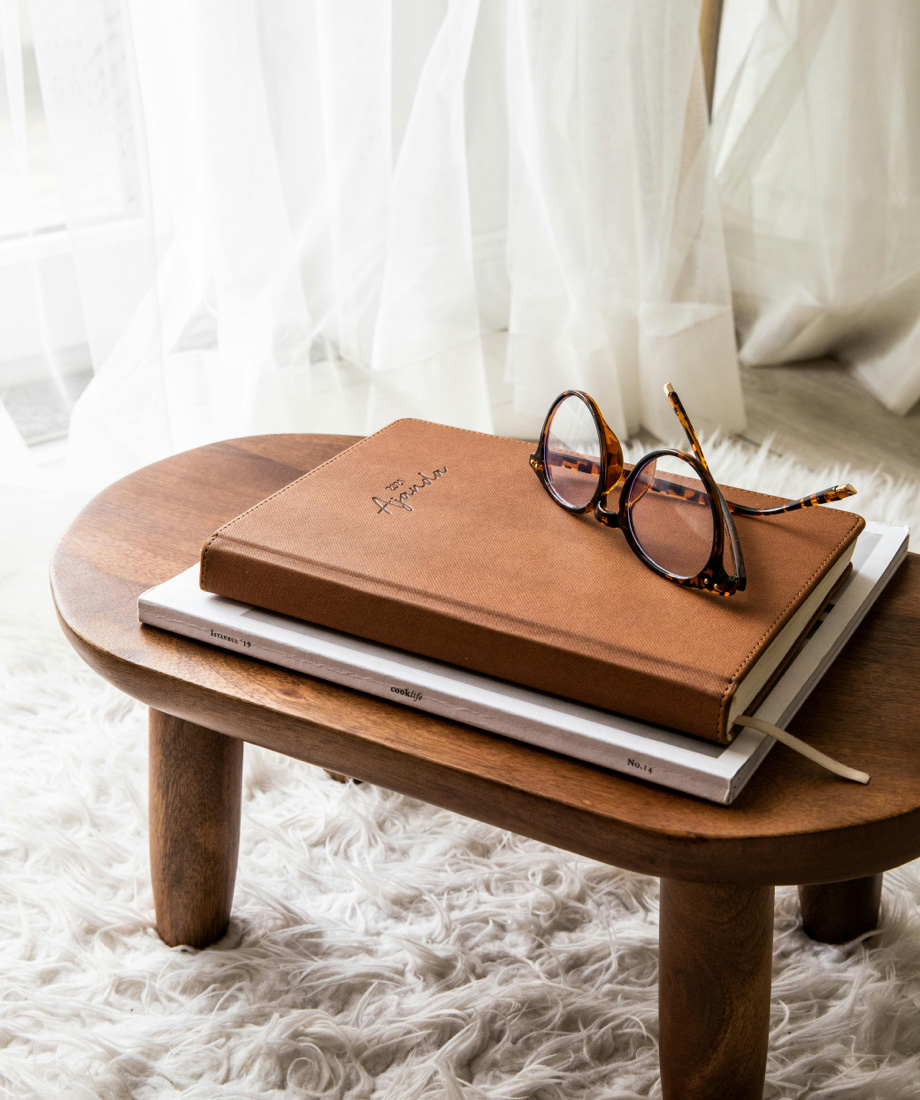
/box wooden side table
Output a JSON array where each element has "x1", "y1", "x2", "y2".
[{"x1": 51, "y1": 434, "x2": 920, "y2": 1100}]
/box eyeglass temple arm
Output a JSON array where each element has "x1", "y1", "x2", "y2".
[
  {"x1": 728, "y1": 485, "x2": 857, "y2": 515},
  {"x1": 661, "y1": 383, "x2": 857, "y2": 513},
  {"x1": 534, "y1": 433, "x2": 856, "y2": 514},
  {"x1": 536, "y1": 452, "x2": 603, "y2": 477},
  {"x1": 538, "y1": 450, "x2": 856, "y2": 513},
  {"x1": 664, "y1": 383, "x2": 711, "y2": 473},
  {"x1": 646, "y1": 470, "x2": 856, "y2": 514}
]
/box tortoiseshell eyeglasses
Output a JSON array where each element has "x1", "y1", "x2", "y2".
[{"x1": 530, "y1": 385, "x2": 856, "y2": 596}]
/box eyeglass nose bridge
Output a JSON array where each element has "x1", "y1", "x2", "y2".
[{"x1": 593, "y1": 498, "x2": 620, "y2": 528}]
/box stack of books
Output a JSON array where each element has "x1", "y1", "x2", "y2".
[{"x1": 138, "y1": 420, "x2": 908, "y2": 804}]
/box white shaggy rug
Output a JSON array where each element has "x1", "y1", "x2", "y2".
[{"x1": 2, "y1": 439, "x2": 920, "y2": 1100}]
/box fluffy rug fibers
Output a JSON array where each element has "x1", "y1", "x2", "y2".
[{"x1": 2, "y1": 443, "x2": 920, "y2": 1099}]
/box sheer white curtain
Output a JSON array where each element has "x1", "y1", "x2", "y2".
[
  {"x1": 2, "y1": 0, "x2": 743, "y2": 490},
  {"x1": 713, "y1": 0, "x2": 920, "y2": 415}
]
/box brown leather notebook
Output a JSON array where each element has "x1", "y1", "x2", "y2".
[{"x1": 199, "y1": 420, "x2": 864, "y2": 743}]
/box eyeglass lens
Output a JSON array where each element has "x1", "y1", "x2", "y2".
[
  {"x1": 626, "y1": 455, "x2": 716, "y2": 578},
  {"x1": 544, "y1": 394, "x2": 602, "y2": 509}
]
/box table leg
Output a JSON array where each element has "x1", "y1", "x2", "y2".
[
  {"x1": 797, "y1": 874, "x2": 883, "y2": 944},
  {"x1": 149, "y1": 709, "x2": 243, "y2": 948},
  {"x1": 659, "y1": 880, "x2": 774, "y2": 1100}
]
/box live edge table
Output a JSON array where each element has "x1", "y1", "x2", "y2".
[{"x1": 51, "y1": 434, "x2": 920, "y2": 1100}]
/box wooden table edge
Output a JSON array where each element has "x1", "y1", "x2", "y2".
[{"x1": 54, "y1": 605, "x2": 920, "y2": 889}]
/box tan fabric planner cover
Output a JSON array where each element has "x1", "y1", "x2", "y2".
[{"x1": 199, "y1": 420, "x2": 864, "y2": 743}]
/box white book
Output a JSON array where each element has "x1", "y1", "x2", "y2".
[{"x1": 138, "y1": 522, "x2": 908, "y2": 804}]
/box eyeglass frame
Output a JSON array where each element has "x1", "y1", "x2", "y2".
[{"x1": 529, "y1": 384, "x2": 856, "y2": 597}]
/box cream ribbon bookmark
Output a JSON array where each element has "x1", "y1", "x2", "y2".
[{"x1": 737, "y1": 715, "x2": 870, "y2": 785}]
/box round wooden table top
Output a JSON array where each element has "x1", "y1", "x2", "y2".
[{"x1": 51, "y1": 433, "x2": 920, "y2": 886}]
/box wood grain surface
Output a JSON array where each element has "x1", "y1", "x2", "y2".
[
  {"x1": 50, "y1": 433, "x2": 920, "y2": 886},
  {"x1": 659, "y1": 879, "x2": 774, "y2": 1100},
  {"x1": 798, "y1": 874, "x2": 883, "y2": 944},
  {"x1": 149, "y1": 710, "x2": 243, "y2": 948}
]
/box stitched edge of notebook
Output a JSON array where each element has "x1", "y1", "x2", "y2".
[{"x1": 716, "y1": 512, "x2": 865, "y2": 741}]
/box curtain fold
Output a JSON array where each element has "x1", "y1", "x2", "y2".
[
  {"x1": 714, "y1": 0, "x2": 920, "y2": 416},
  {"x1": 504, "y1": 1, "x2": 744, "y2": 443},
  {"x1": 3, "y1": 0, "x2": 744, "y2": 490},
  {"x1": 25, "y1": 0, "x2": 173, "y2": 484},
  {"x1": 0, "y1": 0, "x2": 86, "y2": 465}
]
